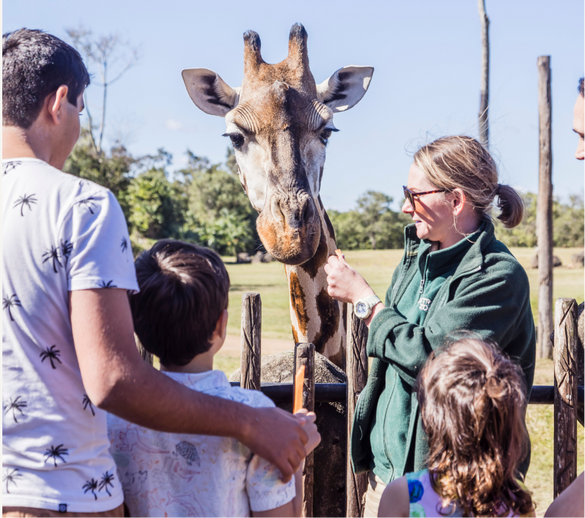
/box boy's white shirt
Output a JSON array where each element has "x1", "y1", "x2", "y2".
[
  {"x1": 2, "y1": 158, "x2": 138, "y2": 512},
  {"x1": 108, "y1": 369, "x2": 296, "y2": 517}
]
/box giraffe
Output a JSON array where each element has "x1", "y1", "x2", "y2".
[{"x1": 182, "y1": 24, "x2": 373, "y2": 369}]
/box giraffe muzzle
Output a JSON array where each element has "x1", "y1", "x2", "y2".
[{"x1": 256, "y1": 192, "x2": 320, "y2": 265}]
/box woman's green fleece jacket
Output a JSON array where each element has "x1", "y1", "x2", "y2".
[{"x1": 350, "y1": 221, "x2": 536, "y2": 481}]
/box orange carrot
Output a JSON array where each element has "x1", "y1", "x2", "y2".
[{"x1": 293, "y1": 365, "x2": 305, "y2": 413}]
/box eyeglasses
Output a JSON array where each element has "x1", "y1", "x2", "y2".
[{"x1": 403, "y1": 185, "x2": 447, "y2": 208}]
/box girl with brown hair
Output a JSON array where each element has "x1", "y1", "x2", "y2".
[
  {"x1": 325, "y1": 136, "x2": 536, "y2": 516},
  {"x1": 378, "y1": 336, "x2": 534, "y2": 517}
]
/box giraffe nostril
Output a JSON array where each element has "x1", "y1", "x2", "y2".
[
  {"x1": 271, "y1": 198, "x2": 285, "y2": 223},
  {"x1": 301, "y1": 198, "x2": 313, "y2": 223}
]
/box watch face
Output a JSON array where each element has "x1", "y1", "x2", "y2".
[{"x1": 356, "y1": 302, "x2": 367, "y2": 317}]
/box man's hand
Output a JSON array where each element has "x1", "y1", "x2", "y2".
[
  {"x1": 324, "y1": 253, "x2": 374, "y2": 304},
  {"x1": 239, "y1": 406, "x2": 321, "y2": 482}
]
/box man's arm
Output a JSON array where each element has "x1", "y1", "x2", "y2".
[{"x1": 70, "y1": 288, "x2": 318, "y2": 481}]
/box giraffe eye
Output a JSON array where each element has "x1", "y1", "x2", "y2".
[
  {"x1": 223, "y1": 133, "x2": 245, "y2": 150},
  {"x1": 319, "y1": 127, "x2": 338, "y2": 146}
]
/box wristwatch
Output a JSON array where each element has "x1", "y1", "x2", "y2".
[{"x1": 354, "y1": 295, "x2": 381, "y2": 320}]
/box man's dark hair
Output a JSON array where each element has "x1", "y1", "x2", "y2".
[
  {"x1": 3, "y1": 28, "x2": 90, "y2": 128},
  {"x1": 579, "y1": 77, "x2": 584, "y2": 97},
  {"x1": 130, "y1": 240, "x2": 230, "y2": 367}
]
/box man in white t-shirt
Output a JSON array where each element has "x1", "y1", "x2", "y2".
[{"x1": 2, "y1": 29, "x2": 319, "y2": 517}]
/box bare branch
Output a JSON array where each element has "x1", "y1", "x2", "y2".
[{"x1": 66, "y1": 25, "x2": 141, "y2": 153}]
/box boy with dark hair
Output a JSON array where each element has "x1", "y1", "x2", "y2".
[
  {"x1": 3, "y1": 29, "x2": 317, "y2": 517},
  {"x1": 108, "y1": 240, "x2": 312, "y2": 517}
]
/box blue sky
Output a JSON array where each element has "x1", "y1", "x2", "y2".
[{"x1": 4, "y1": 0, "x2": 584, "y2": 211}]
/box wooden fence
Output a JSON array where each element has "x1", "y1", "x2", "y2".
[{"x1": 231, "y1": 293, "x2": 583, "y2": 516}]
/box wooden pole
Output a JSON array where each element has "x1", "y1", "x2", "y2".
[
  {"x1": 553, "y1": 298, "x2": 578, "y2": 498},
  {"x1": 294, "y1": 343, "x2": 315, "y2": 518},
  {"x1": 537, "y1": 56, "x2": 553, "y2": 359},
  {"x1": 346, "y1": 304, "x2": 369, "y2": 517},
  {"x1": 478, "y1": 0, "x2": 490, "y2": 148},
  {"x1": 241, "y1": 292, "x2": 261, "y2": 391}
]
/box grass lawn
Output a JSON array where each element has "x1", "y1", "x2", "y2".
[{"x1": 220, "y1": 246, "x2": 583, "y2": 515}]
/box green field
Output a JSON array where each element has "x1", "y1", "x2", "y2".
[{"x1": 221, "y1": 247, "x2": 584, "y2": 515}]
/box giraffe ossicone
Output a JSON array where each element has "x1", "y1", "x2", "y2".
[{"x1": 183, "y1": 24, "x2": 374, "y2": 368}]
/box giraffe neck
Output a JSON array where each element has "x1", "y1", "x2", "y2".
[{"x1": 285, "y1": 197, "x2": 346, "y2": 369}]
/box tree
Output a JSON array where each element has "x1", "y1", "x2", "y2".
[
  {"x1": 478, "y1": 0, "x2": 490, "y2": 147},
  {"x1": 552, "y1": 194, "x2": 584, "y2": 248},
  {"x1": 181, "y1": 149, "x2": 257, "y2": 255},
  {"x1": 126, "y1": 165, "x2": 185, "y2": 240},
  {"x1": 63, "y1": 129, "x2": 134, "y2": 218},
  {"x1": 66, "y1": 26, "x2": 140, "y2": 154},
  {"x1": 494, "y1": 192, "x2": 538, "y2": 248},
  {"x1": 356, "y1": 191, "x2": 408, "y2": 250},
  {"x1": 328, "y1": 191, "x2": 409, "y2": 250}
]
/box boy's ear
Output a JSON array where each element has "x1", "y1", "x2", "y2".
[
  {"x1": 213, "y1": 309, "x2": 228, "y2": 341},
  {"x1": 46, "y1": 85, "x2": 69, "y2": 125}
]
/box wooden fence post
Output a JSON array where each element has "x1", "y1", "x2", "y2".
[
  {"x1": 294, "y1": 342, "x2": 315, "y2": 518},
  {"x1": 537, "y1": 55, "x2": 553, "y2": 359},
  {"x1": 553, "y1": 298, "x2": 578, "y2": 497},
  {"x1": 346, "y1": 304, "x2": 369, "y2": 517},
  {"x1": 241, "y1": 292, "x2": 261, "y2": 391}
]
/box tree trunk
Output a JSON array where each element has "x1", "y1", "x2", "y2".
[
  {"x1": 478, "y1": 0, "x2": 490, "y2": 148},
  {"x1": 537, "y1": 56, "x2": 553, "y2": 359}
]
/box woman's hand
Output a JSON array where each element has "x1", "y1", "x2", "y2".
[{"x1": 324, "y1": 253, "x2": 375, "y2": 304}]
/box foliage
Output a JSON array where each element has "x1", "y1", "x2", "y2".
[
  {"x1": 181, "y1": 149, "x2": 257, "y2": 255},
  {"x1": 66, "y1": 131, "x2": 584, "y2": 257},
  {"x1": 125, "y1": 167, "x2": 185, "y2": 239},
  {"x1": 64, "y1": 128, "x2": 133, "y2": 217},
  {"x1": 494, "y1": 192, "x2": 584, "y2": 248},
  {"x1": 493, "y1": 192, "x2": 538, "y2": 248},
  {"x1": 552, "y1": 194, "x2": 584, "y2": 248},
  {"x1": 329, "y1": 191, "x2": 410, "y2": 250}
]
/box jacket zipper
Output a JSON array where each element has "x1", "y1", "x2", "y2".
[{"x1": 425, "y1": 264, "x2": 482, "y2": 320}]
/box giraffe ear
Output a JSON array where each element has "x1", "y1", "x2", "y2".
[
  {"x1": 182, "y1": 68, "x2": 240, "y2": 117},
  {"x1": 317, "y1": 66, "x2": 374, "y2": 112}
]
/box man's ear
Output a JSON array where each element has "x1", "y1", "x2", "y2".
[
  {"x1": 317, "y1": 66, "x2": 374, "y2": 112},
  {"x1": 182, "y1": 69, "x2": 240, "y2": 117},
  {"x1": 47, "y1": 85, "x2": 69, "y2": 125}
]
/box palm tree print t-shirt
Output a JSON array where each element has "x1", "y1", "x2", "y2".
[{"x1": 2, "y1": 158, "x2": 138, "y2": 513}]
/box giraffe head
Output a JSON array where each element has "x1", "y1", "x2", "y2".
[{"x1": 183, "y1": 24, "x2": 373, "y2": 265}]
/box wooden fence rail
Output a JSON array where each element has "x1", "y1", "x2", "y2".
[{"x1": 232, "y1": 293, "x2": 583, "y2": 515}]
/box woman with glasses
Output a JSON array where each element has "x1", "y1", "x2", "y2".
[{"x1": 324, "y1": 135, "x2": 536, "y2": 517}]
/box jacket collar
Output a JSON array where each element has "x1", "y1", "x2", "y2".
[{"x1": 403, "y1": 219, "x2": 495, "y2": 279}]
